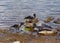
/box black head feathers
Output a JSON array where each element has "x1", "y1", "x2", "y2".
[{"x1": 24, "y1": 16, "x2": 34, "y2": 19}]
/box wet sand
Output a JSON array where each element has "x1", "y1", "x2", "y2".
[{"x1": 0, "y1": 29, "x2": 60, "y2": 43}]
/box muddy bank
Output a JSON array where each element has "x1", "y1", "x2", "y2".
[{"x1": 0, "y1": 29, "x2": 60, "y2": 43}]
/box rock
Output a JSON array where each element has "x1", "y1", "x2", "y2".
[
  {"x1": 13, "y1": 41, "x2": 20, "y2": 43},
  {"x1": 56, "y1": 28, "x2": 60, "y2": 31},
  {"x1": 53, "y1": 18, "x2": 60, "y2": 24},
  {"x1": 44, "y1": 16, "x2": 54, "y2": 23}
]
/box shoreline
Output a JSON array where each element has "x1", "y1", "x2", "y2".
[{"x1": 0, "y1": 29, "x2": 59, "y2": 43}]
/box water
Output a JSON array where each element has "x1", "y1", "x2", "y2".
[
  {"x1": 0, "y1": 0, "x2": 60, "y2": 41},
  {"x1": 0, "y1": 0, "x2": 60, "y2": 27}
]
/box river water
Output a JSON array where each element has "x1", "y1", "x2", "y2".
[
  {"x1": 0, "y1": 0, "x2": 60, "y2": 27},
  {"x1": 0, "y1": 0, "x2": 60, "y2": 43}
]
